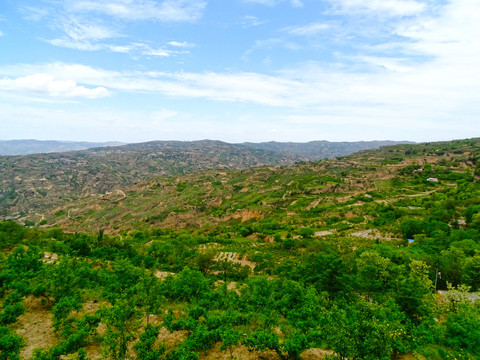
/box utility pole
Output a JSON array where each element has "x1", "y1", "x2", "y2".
[{"x1": 435, "y1": 268, "x2": 441, "y2": 291}]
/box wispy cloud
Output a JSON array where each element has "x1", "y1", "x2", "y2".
[
  {"x1": 240, "y1": 15, "x2": 268, "y2": 28},
  {"x1": 20, "y1": 6, "x2": 49, "y2": 21},
  {"x1": 328, "y1": 0, "x2": 427, "y2": 17},
  {"x1": 167, "y1": 41, "x2": 195, "y2": 48},
  {"x1": 244, "y1": 0, "x2": 303, "y2": 7},
  {"x1": 58, "y1": 17, "x2": 118, "y2": 42},
  {"x1": 290, "y1": 0, "x2": 303, "y2": 8},
  {"x1": 241, "y1": 38, "x2": 290, "y2": 61},
  {"x1": 141, "y1": 47, "x2": 171, "y2": 57},
  {"x1": 244, "y1": 0, "x2": 276, "y2": 6},
  {"x1": 47, "y1": 17, "x2": 118, "y2": 50},
  {"x1": 283, "y1": 22, "x2": 329, "y2": 36},
  {"x1": 45, "y1": 16, "x2": 191, "y2": 57},
  {"x1": 64, "y1": 0, "x2": 206, "y2": 22},
  {"x1": 1, "y1": 45, "x2": 475, "y2": 113},
  {"x1": 3, "y1": 0, "x2": 480, "y2": 142},
  {"x1": 0, "y1": 73, "x2": 109, "y2": 99}
]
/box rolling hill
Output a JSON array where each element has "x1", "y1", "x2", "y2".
[
  {"x1": 6, "y1": 138, "x2": 479, "y2": 235},
  {"x1": 0, "y1": 139, "x2": 411, "y2": 223}
]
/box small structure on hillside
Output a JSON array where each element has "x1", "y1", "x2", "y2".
[{"x1": 427, "y1": 177, "x2": 439, "y2": 182}]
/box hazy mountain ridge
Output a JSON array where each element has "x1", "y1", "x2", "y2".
[
  {"x1": 0, "y1": 139, "x2": 126, "y2": 155},
  {"x1": 0, "y1": 139, "x2": 412, "y2": 157},
  {"x1": 243, "y1": 140, "x2": 415, "y2": 160},
  {"x1": 0, "y1": 140, "x2": 300, "y2": 221},
  {"x1": 0, "y1": 139, "x2": 428, "y2": 224}
]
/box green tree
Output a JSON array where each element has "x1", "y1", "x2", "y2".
[
  {"x1": 325, "y1": 300, "x2": 408, "y2": 360},
  {"x1": 356, "y1": 250, "x2": 393, "y2": 297},
  {"x1": 394, "y1": 260, "x2": 434, "y2": 323},
  {"x1": 162, "y1": 267, "x2": 210, "y2": 302},
  {"x1": 283, "y1": 331, "x2": 308, "y2": 360},
  {"x1": 0, "y1": 326, "x2": 24, "y2": 360},
  {"x1": 444, "y1": 304, "x2": 480, "y2": 354},
  {"x1": 242, "y1": 330, "x2": 284, "y2": 359},
  {"x1": 102, "y1": 298, "x2": 139, "y2": 360},
  {"x1": 462, "y1": 253, "x2": 480, "y2": 290},
  {"x1": 135, "y1": 271, "x2": 162, "y2": 325},
  {"x1": 134, "y1": 325, "x2": 166, "y2": 360},
  {"x1": 220, "y1": 328, "x2": 241, "y2": 358}
]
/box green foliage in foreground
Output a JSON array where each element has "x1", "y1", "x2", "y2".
[{"x1": 0, "y1": 219, "x2": 479, "y2": 360}]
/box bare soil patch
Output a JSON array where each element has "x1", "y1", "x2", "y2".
[
  {"x1": 16, "y1": 298, "x2": 58, "y2": 359},
  {"x1": 300, "y1": 348, "x2": 334, "y2": 359},
  {"x1": 157, "y1": 327, "x2": 188, "y2": 349},
  {"x1": 230, "y1": 209, "x2": 263, "y2": 222},
  {"x1": 214, "y1": 252, "x2": 256, "y2": 269},
  {"x1": 154, "y1": 270, "x2": 175, "y2": 280},
  {"x1": 200, "y1": 343, "x2": 281, "y2": 360},
  {"x1": 315, "y1": 230, "x2": 334, "y2": 237}
]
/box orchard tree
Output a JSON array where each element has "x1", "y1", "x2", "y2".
[{"x1": 102, "y1": 298, "x2": 139, "y2": 360}]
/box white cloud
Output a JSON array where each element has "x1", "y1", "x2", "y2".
[
  {"x1": 20, "y1": 6, "x2": 49, "y2": 21},
  {"x1": 0, "y1": 30, "x2": 4, "y2": 37},
  {"x1": 284, "y1": 22, "x2": 329, "y2": 36},
  {"x1": 65, "y1": 0, "x2": 206, "y2": 22},
  {"x1": 350, "y1": 56, "x2": 412, "y2": 72},
  {"x1": 2, "y1": 55, "x2": 475, "y2": 115},
  {"x1": 0, "y1": 73, "x2": 109, "y2": 99},
  {"x1": 59, "y1": 17, "x2": 117, "y2": 41},
  {"x1": 46, "y1": 17, "x2": 119, "y2": 51},
  {"x1": 3, "y1": 0, "x2": 480, "y2": 143},
  {"x1": 244, "y1": 0, "x2": 276, "y2": 5},
  {"x1": 240, "y1": 15, "x2": 268, "y2": 27},
  {"x1": 290, "y1": 0, "x2": 303, "y2": 8},
  {"x1": 3, "y1": 0, "x2": 480, "y2": 141},
  {"x1": 244, "y1": 0, "x2": 303, "y2": 7},
  {"x1": 242, "y1": 38, "x2": 300, "y2": 61},
  {"x1": 46, "y1": 18, "x2": 191, "y2": 58},
  {"x1": 106, "y1": 44, "x2": 134, "y2": 53},
  {"x1": 48, "y1": 38, "x2": 102, "y2": 51},
  {"x1": 329, "y1": 0, "x2": 427, "y2": 17},
  {"x1": 396, "y1": 0, "x2": 480, "y2": 58},
  {"x1": 167, "y1": 41, "x2": 195, "y2": 48},
  {"x1": 142, "y1": 48, "x2": 171, "y2": 57},
  {"x1": 137, "y1": 42, "x2": 190, "y2": 57}
]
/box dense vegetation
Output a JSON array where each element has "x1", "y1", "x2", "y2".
[{"x1": 1, "y1": 138, "x2": 480, "y2": 359}]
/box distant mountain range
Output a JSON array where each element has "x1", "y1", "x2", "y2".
[
  {"x1": 0, "y1": 138, "x2": 412, "y2": 222},
  {"x1": 1, "y1": 137, "x2": 475, "y2": 233},
  {"x1": 243, "y1": 140, "x2": 414, "y2": 160},
  {"x1": 0, "y1": 138, "x2": 413, "y2": 157},
  {"x1": 0, "y1": 139, "x2": 126, "y2": 155}
]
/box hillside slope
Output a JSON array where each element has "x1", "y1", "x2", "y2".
[
  {"x1": 0, "y1": 139, "x2": 411, "y2": 223},
  {"x1": 244, "y1": 140, "x2": 414, "y2": 160},
  {"x1": 0, "y1": 140, "x2": 299, "y2": 221},
  {"x1": 20, "y1": 138, "x2": 480, "y2": 235}
]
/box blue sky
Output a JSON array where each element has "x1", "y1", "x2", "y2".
[{"x1": 0, "y1": 0, "x2": 479, "y2": 143}]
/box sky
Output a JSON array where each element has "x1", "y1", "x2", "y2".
[{"x1": 0, "y1": 0, "x2": 479, "y2": 143}]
